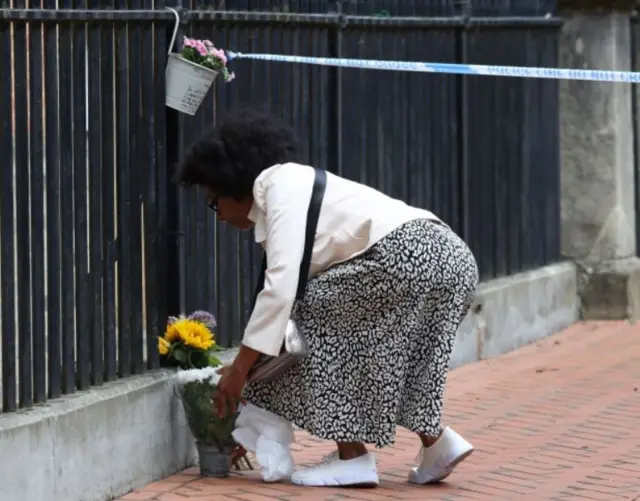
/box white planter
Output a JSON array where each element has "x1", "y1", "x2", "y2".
[{"x1": 165, "y1": 53, "x2": 219, "y2": 116}]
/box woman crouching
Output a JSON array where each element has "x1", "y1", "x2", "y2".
[{"x1": 177, "y1": 108, "x2": 479, "y2": 487}]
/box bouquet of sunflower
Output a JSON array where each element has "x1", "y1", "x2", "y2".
[
  {"x1": 158, "y1": 310, "x2": 222, "y2": 370},
  {"x1": 158, "y1": 311, "x2": 251, "y2": 477}
]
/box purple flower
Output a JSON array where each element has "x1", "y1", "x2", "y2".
[{"x1": 188, "y1": 310, "x2": 217, "y2": 330}]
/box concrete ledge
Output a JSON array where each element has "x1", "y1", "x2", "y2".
[
  {"x1": 0, "y1": 370, "x2": 196, "y2": 501},
  {"x1": 451, "y1": 261, "x2": 579, "y2": 368},
  {"x1": 0, "y1": 262, "x2": 579, "y2": 501}
]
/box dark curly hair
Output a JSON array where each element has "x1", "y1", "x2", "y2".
[{"x1": 178, "y1": 107, "x2": 301, "y2": 199}]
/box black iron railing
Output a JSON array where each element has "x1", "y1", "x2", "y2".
[{"x1": 0, "y1": 0, "x2": 562, "y2": 412}]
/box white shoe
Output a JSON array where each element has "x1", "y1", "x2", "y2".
[
  {"x1": 291, "y1": 451, "x2": 379, "y2": 487},
  {"x1": 408, "y1": 427, "x2": 474, "y2": 484}
]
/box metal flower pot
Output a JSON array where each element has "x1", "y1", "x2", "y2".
[{"x1": 196, "y1": 442, "x2": 231, "y2": 478}]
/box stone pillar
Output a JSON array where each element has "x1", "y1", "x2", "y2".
[{"x1": 559, "y1": 1, "x2": 640, "y2": 320}]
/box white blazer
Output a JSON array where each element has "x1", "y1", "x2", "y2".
[{"x1": 243, "y1": 162, "x2": 442, "y2": 357}]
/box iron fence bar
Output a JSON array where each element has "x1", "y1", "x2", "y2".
[
  {"x1": 101, "y1": 0, "x2": 119, "y2": 383},
  {"x1": 88, "y1": 16, "x2": 105, "y2": 387},
  {"x1": 28, "y1": 5, "x2": 47, "y2": 405},
  {"x1": 0, "y1": 14, "x2": 17, "y2": 413},
  {"x1": 0, "y1": 9, "x2": 175, "y2": 21},
  {"x1": 456, "y1": 20, "x2": 470, "y2": 257},
  {"x1": 0, "y1": 8, "x2": 562, "y2": 27},
  {"x1": 13, "y1": 1, "x2": 33, "y2": 409},
  {"x1": 163, "y1": 5, "x2": 185, "y2": 330},
  {"x1": 72, "y1": 5, "x2": 91, "y2": 391},
  {"x1": 151, "y1": 0, "x2": 172, "y2": 368},
  {"x1": 43, "y1": 0, "x2": 62, "y2": 401},
  {"x1": 328, "y1": 0, "x2": 343, "y2": 176},
  {"x1": 632, "y1": 13, "x2": 639, "y2": 256},
  {"x1": 115, "y1": 16, "x2": 133, "y2": 379},
  {"x1": 128, "y1": 0, "x2": 146, "y2": 376},
  {"x1": 58, "y1": 0, "x2": 76, "y2": 396}
]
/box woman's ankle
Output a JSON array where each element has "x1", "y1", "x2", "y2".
[
  {"x1": 419, "y1": 427, "x2": 444, "y2": 448},
  {"x1": 337, "y1": 442, "x2": 368, "y2": 460}
]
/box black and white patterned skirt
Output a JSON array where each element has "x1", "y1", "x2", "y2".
[{"x1": 243, "y1": 219, "x2": 479, "y2": 448}]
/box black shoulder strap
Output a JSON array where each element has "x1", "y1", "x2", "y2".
[
  {"x1": 297, "y1": 168, "x2": 327, "y2": 299},
  {"x1": 252, "y1": 168, "x2": 327, "y2": 307}
]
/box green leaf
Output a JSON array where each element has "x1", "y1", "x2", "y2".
[
  {"x1": 179, "y1": 382, "x2": 238, "y2": 446},
  {"x1": 189, "y1": 350, "x2": 210, "y2": 370},
  {"x1": 172, "y1": 347, "x2": 187, "y2": 364},
  {"x1": 207, "y1": 354, "x2": 222, "y2": 368}
]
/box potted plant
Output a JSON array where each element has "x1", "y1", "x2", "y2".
[
  {"x1": 158, "y1": 311, "x2": 250, "y2": 477},
  {"x1": 165, "y1": 37, "x2": 236, "y2": 116}
]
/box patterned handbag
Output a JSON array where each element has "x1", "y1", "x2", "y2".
[{"x1": 247, "y1": 167, "x2": 327, "y2": 383}]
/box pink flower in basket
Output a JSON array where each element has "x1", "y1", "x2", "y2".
[
  {"x1": 210, "y1": 47, "x2": 227, "y2": 65},
  {"x1": 180, "y1": 36, "x2": 235, "y2": 83}
]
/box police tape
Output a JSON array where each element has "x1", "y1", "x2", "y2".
[{"x1": 226, "y1": 51, "x2": 640, "y2": 84}]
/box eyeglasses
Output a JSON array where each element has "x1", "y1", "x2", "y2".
[{"x1": 207, "y1": 196, "x2": 218, "y2": 213}]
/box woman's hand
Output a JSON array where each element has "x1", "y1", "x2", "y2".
[
  {"x1": 215, "y1": 364, "x2": 247, "y2": 418},
  {"x1": 214, "y1": 344, "x2": 261, "y2": 418}
]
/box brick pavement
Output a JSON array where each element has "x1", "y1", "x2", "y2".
[{"x1": 117, "y1": 321, "x2": 640, "y2": 501}]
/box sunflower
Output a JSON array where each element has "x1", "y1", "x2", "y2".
[
  {"x1": 173, "y1": 318, "x2": 215, "y2": 351},
  {"x1": 165, "y1": 323, "x2": 181, "y2": 342},
  {"x1": 157, "y1": 336, "x2": 171, "y2": 356}
]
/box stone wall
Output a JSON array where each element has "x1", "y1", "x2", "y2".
[{"x1": 559, "y1": 4, "x2": 640, "y2": 320}]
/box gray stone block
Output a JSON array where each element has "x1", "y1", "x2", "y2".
[
  {"x1": 578, "y1": 256, "x2": 640, "y2": 321},
  {"x1": 560, "y1": 11, "x2": 637, "y2": 263}
]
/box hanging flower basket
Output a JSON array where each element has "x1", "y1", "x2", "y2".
[
  {"x1": 165, "y1": 31, "x2": 236, "y2": 116},
  {"x1": 165, "y1": 53, "x2": 216, "y2": 116}
]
